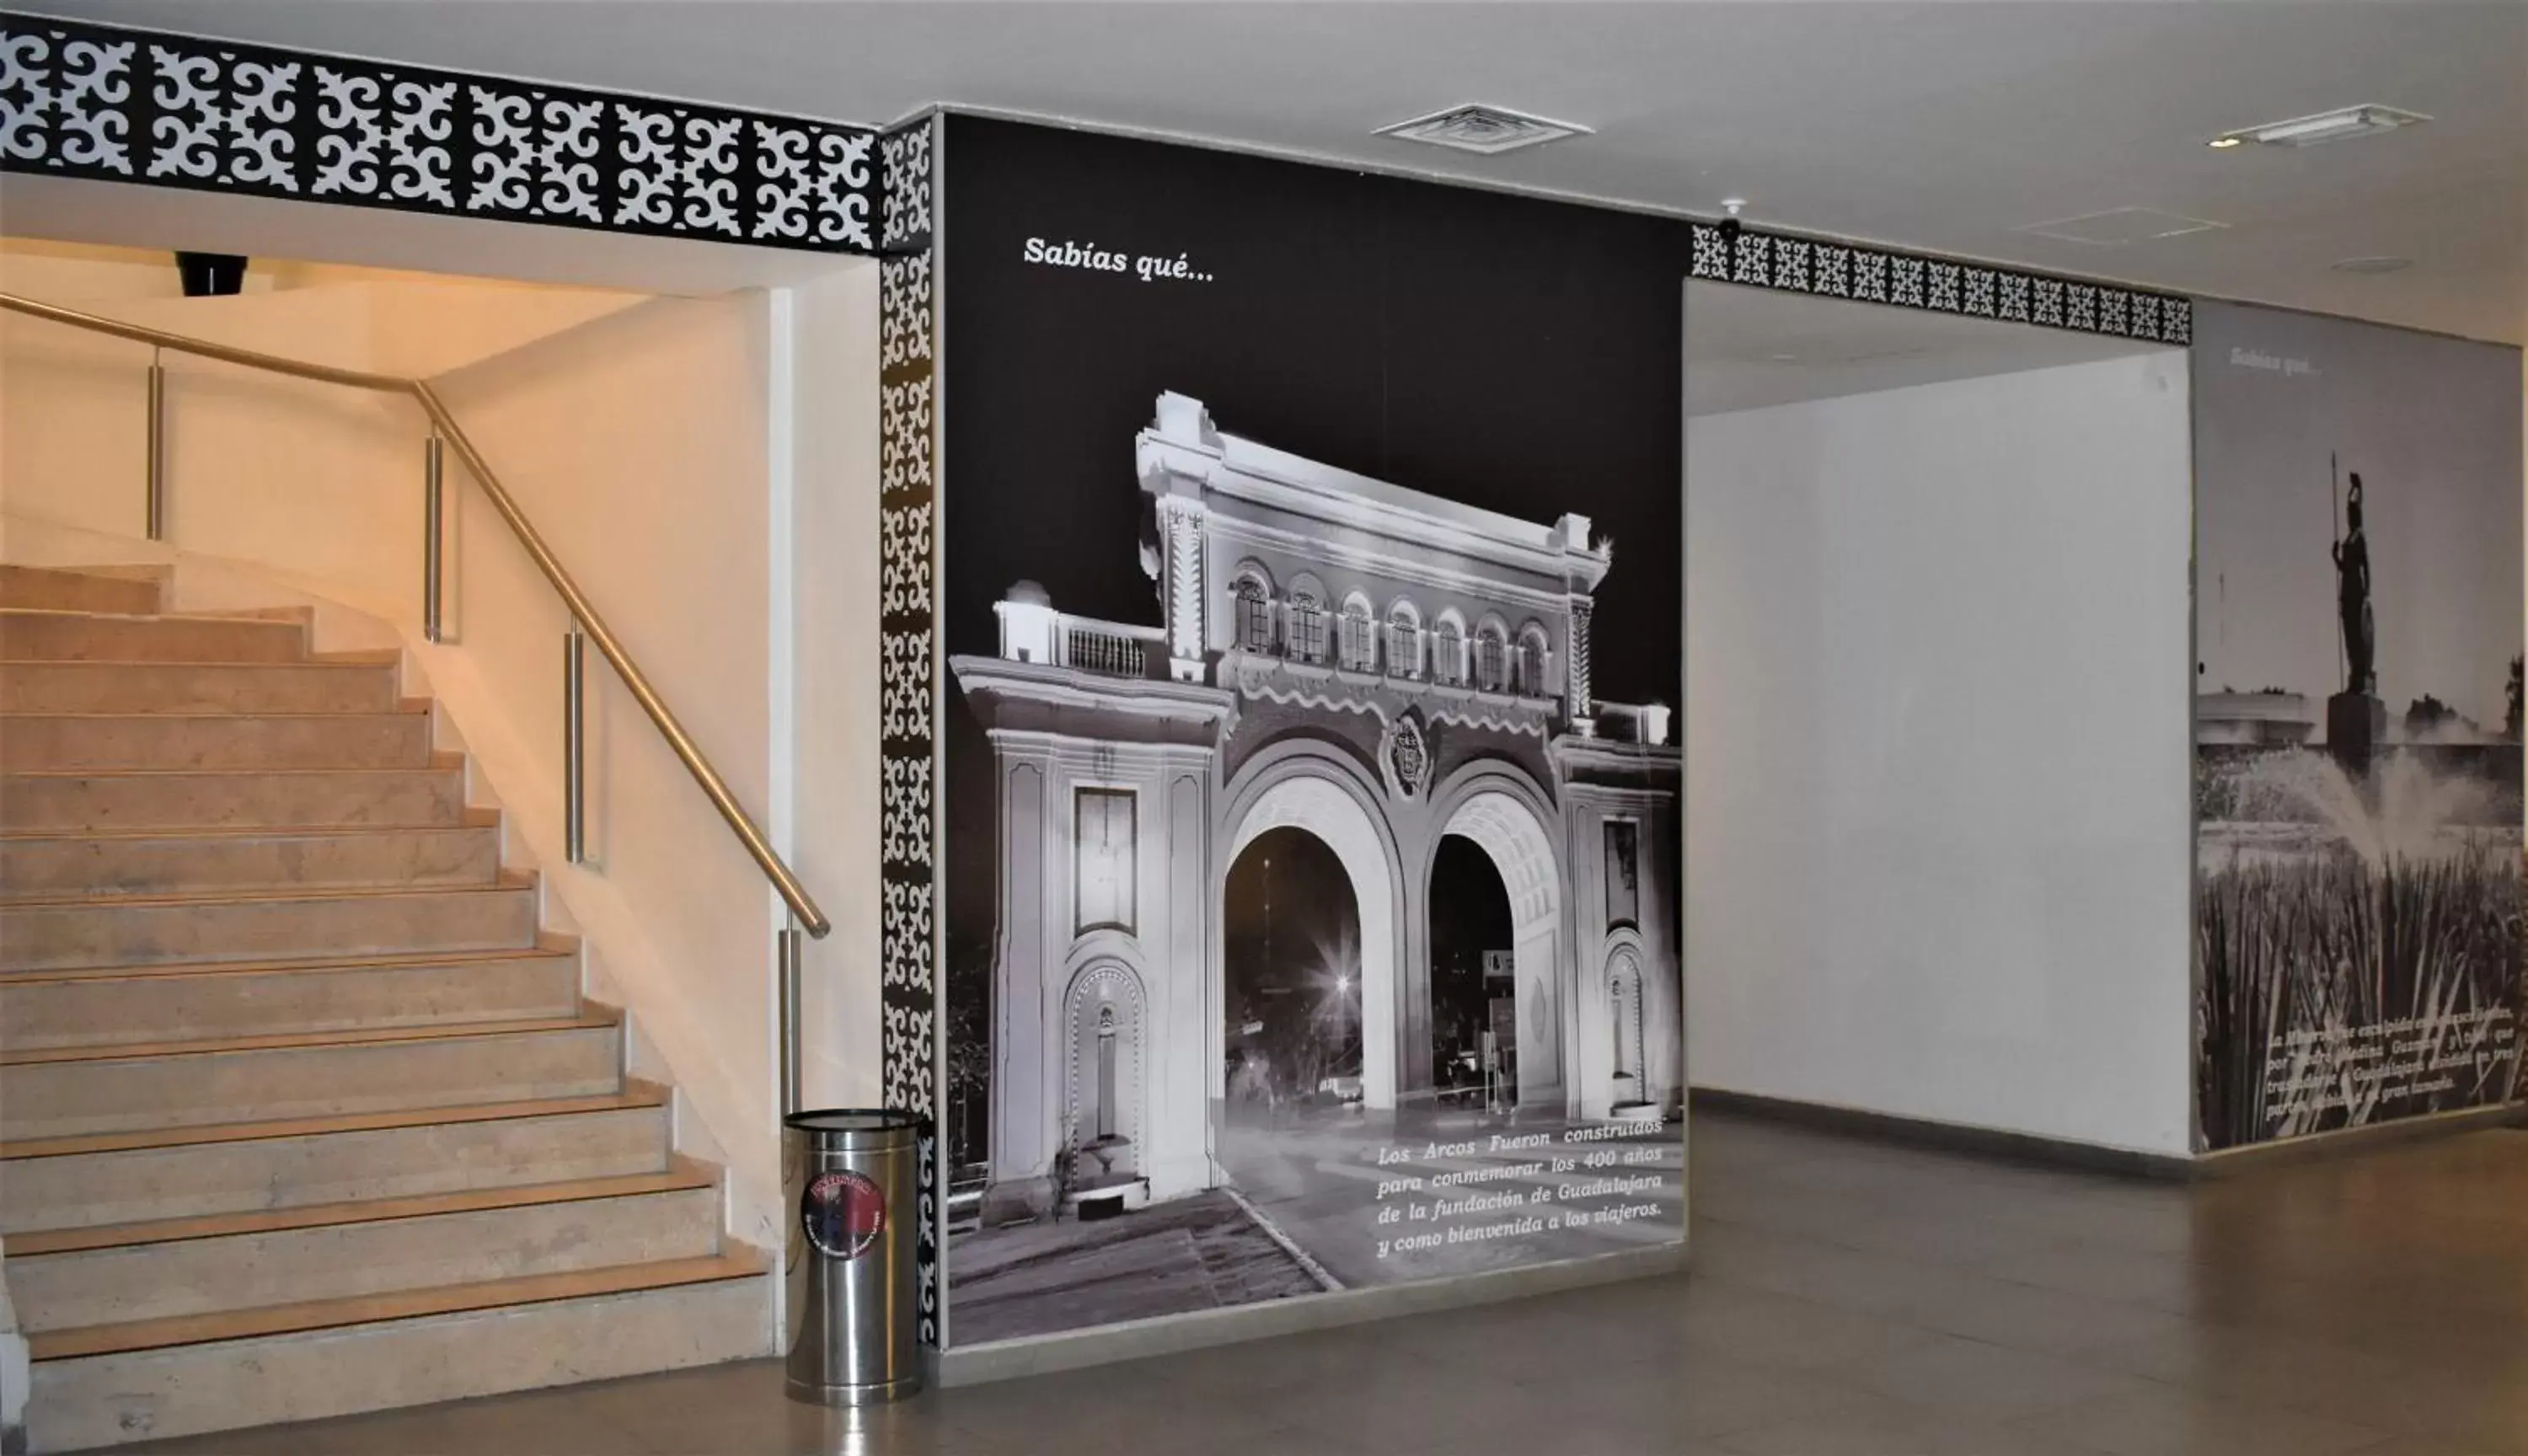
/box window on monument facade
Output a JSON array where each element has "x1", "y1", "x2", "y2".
[
  {"x1": 1233, "y1": 577, "x2": 1273, "y2": 653},
  {"x1": 1604, "y1": 820, "x2": 1640, "y2": 929},
  {"x1": 1474, "y1": 628, "x2": 1509, "y2": 693},
  {"x1": 1074, "y1": 788, "x2": 1136, "y2": 934},
  {"x1": 1433, "y1": 621, "x2": 1465, "y2": 687},
  {"x1": 1386, "y1": 606, "x2": 1422, "y2": 680},
  {"x1": 1518, "y1": 627, "x2": 1551, "y2": 696},
  {"x1": 1338, "y1": 600, "x2": 1377, "y2": 672},
  {"x1": 1287, "y1": 602, "x2": 1328, "y2": 665}
]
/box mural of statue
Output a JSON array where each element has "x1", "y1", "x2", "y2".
[{"x1": 2333, "y1": 473, "x2": 2375, "y2": 695}]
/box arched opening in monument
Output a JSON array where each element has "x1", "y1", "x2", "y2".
[
  {"x1": 1428, "y1": 833, "x2": 1517, "y2": 1109},
  {"x1": 1062, "y1": 960, "x2": 1147, "y2": 1194},
  {"x1": 1433, "y1": 784, "x2": 1567, "y2": 1111},
  {"x1": 1223, "y1": 827, "x2": 1365, "y2": 1120},
  {"x1": 1606, "y1": 945, "x2": 1648, "y2": 1112}
]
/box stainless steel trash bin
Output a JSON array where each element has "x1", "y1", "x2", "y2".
[{"x1": 783, "y1": 1109, "x2": 922, "y2": 1405}]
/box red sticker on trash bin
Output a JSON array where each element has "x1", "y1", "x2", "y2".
[{"x1": 801, "y1": 1170, "x2": 886, "y2": 1260}]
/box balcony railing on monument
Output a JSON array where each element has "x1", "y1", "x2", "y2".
[{"x1": 1059, "y1": 617, "x2": 1167, "y2": 678}]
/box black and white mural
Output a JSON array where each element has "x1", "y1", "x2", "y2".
[
  {"x1": 2193, "y1": 301, "x2": 2525, "y2": 1150},
  {"x1": 0, "y1": 11, "x2": 881, "y2": 251},
  {"x1": 935, "y1": 116, "x2": 1686, "y2": 1347}
]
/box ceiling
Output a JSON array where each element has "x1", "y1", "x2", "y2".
[
  {"x1": 1684, "y1": 281, "x2": 2167, "y2": 416},
  {"x1": 29, "y1": 1, "x2": 2528, "y2": 345}
]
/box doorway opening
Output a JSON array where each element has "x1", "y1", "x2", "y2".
[{"x1": 1428, "y1": 832, "x2": 1515, "y2": 1110}]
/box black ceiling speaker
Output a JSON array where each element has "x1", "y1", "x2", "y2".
[{"x1": 174, "y1": 252, "x2": 249, "y2": 297}]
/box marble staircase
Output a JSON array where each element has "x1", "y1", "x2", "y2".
[{"x1": 0, "y1": 565, "x2": 768, "y2": 1451}]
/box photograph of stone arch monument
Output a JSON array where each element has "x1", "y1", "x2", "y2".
[{"x1": 945, "y1": 393, "x2": 1683, "y2": 1343}]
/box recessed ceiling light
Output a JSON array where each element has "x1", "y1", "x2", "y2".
[
  {"x1": 2331, "y1": 255, "x2": 2414, "y2": 275},
  {"x1": 1374, "y1": 104, "x2": 1591, "y2": 156},
  {"x1": 2213, "y1": 104, "x2": 2431, "y2": 150},
  {"x1": 2206, "y1": 136, "x2": 2243, "y2": 150}
]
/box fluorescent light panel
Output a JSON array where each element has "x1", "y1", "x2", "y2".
[{"x1": 2215, "y1": 104, "x2": 2431, "y2": 149}]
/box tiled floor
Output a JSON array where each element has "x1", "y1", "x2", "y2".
[{"x1": 128, "y1": 1110, "x2": 2528, "y2": 1455}]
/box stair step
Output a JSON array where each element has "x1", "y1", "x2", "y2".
[
  {"x1": 0, "y1": 658, "x2": 400, "y2": 715},
  {"x1": 0, "y1": 880, "x2": 540, "y2": 971},
  {"x1": 0, "y1": 580, "x2": 751, "y2": 1443},
  {"x1": 0, "y1": 822, "x2": 502, "y2": 901},
  {"x1": 0, "y1": 711, "x2": 434, "y2": 772},
  {"x1": 0, "y1": 945, "x2": 581, "y2": 1051},
  {"x1": 26, "y1": 1254, "x2": 769, "y2": 1451},
  {"x1": 0, "y1": 1014, "x2": 622, "y2": 1140},
  {"x1": 0, "y1": 565, "x2": 161, "y2": 615},
  {"x1": 9, "y1": 1169, "x2": 720, "y2": 1330},
  {"x1": 0, "y1": 765, "x2": 466, "y2": 831},
  {"x1": 0, "y1": 609, "x2": 308, "y2": 663},
  {"x1": 2, "y1": 1089, "x2": 672, "y2": 1234}
]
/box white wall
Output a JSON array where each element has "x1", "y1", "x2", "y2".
[
  {"x1": 1684, "y1": 351, "x2": 2196, "y2": 1156},
  {"x1": 789, "y1": 266, "x2": 886, "y2": 1113},
  {"x1": 0, "y1": 247, "x2": 882, "y2": 1245}
]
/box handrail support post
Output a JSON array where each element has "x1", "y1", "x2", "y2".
[
  {"x1": 423, "y1": 434, "x2": 444, "y2": 643},
  {"x1": 145, "y1": 347, "x2": 166, "y2": 540},
  {"x1": 564, "y1": 618, "x2": 586, "y2": 864},
  {"x1": 779, "y1": 917, "x2": 805, "y2": 1117}
]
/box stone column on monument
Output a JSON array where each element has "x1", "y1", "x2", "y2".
[
  {"x1": 1567, "y1": 598, "x2": 1596, "y2": 733},
  {"x1": 1162, "y1": 500, "x2": 1207, "y2": 683}
]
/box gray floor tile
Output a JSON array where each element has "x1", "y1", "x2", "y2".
[
  {"x1": 2008, "y1": 1385, "x2": 2393, "y2": 1456},
  {"x1": 112, "y1": 1113, "x2": 2528, "y2": 1456}
]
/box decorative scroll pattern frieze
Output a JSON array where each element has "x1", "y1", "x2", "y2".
[
  {"x1": 1688, "y1": 222, "x2": 2190, "y2": 346},
  {"x1": 0, "y1": 13, "x2": 876, "y2": 253},
  {"x1": 873, "y1": 114, "x2": 940, "y2": 1348},
  {"x1": 880, "y1": 121, "x2": 931, "y2": 250}
]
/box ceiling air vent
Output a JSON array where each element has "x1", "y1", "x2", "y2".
[{"x1": 1374, "y1": 104, "x2": 1591, "y2": 156}]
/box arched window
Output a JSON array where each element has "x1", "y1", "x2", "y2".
[
  {"x1": 1473, "y1": 622, "x2": 1510, "y2": 693},
  {"x1": 1433, "y1": 616, "x2": 1466, "y2": 688},
  {"x1": 1385, "y1": 601, "x2": 1423, "y2": 681},
  {"x1": 1338, "y1": 593, "x2": 1377, "y2": 672},
  {"x1": 1516, "y1": 624, "x2": 1552, "y2": 697},
  {"x1": 1286, "y1": 574, "x2": 1329, "y2": 665},
  {"x1": 1232, "y1": 574, "x2": 1273, "y2": 653}
]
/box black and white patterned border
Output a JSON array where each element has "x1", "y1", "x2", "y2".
[
  {"x1": 1688, "y1": 222, "x2": 2191, "y2": 346},
  {"x1": 876, "y1": 114, "x2": 940, "y2": 1346},
  {"x1": 0, "y1": 12, "x2": 878, "y2": 252}
]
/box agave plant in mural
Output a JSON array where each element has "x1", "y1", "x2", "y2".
[{"x1": 2196, "y1": 749, "x2": 2526, "y2": 1148}]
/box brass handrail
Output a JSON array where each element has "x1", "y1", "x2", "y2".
[{"x1": 1, "y1": 292, "x2": 831, "y2": 939}]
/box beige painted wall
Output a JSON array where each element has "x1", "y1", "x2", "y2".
[{"x1": 789, "y1": 266, "x2": 886, "y2": 1116}]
